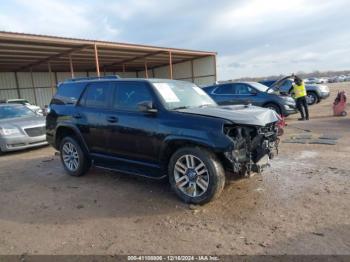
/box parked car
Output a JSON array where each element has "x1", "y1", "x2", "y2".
[
  {"x1": 203, "y1": 82, "x2": 297, "y2": 116},
  {"x1": 260, "y1": 78, "x2": 330, "y2": 105},
  {"x1": 304, "y1": 77, "x2": 319, "y2": 84},
  {"x1": 0, "y1": 104, "x2": 47, "y2": 152},
  {"x1": 0, "y1": 99, "x2": 43, "y2": 115},
  {"x1": 47, "y1": 77, "x2": 280, "y2": 204}
]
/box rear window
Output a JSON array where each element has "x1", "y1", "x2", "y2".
[{"x1": 51, "y1": 82, "x2": 86, "y2": 105}]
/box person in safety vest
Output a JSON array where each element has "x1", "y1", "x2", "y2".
[{"x1": 293, "y1": 75, "x2": 309, "y2": 121}]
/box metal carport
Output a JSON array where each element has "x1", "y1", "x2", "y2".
[{"x1": 0, "y1": 31, "x2": 217, "y2": 107}]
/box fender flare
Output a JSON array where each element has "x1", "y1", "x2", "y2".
[
  {"x1": 55, "y1": 123, "x2": 90, "y2": 153},
  {"x1": 158, "y1": 135, "x2": 223, "y2": 162}
]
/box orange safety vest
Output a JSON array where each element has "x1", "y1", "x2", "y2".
[{"x1": 293, "y1": 82, "x2": 307, "y2": 98}]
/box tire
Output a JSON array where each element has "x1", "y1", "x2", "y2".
[
  {"x1": 264, "y1": 103, "x2": 281, "y2": 115},
  {"x1": 168, "y1": 147, "x2": 225, "y2": 204},
  {"x1": 306, "y1": 92, "x2": 318, "y2": 105},
  {"x1": 59, "y1": 136, "x2": 90, "y2": 176}
]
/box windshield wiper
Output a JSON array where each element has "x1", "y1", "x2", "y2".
[
  {"x1": 198, "y1": 104, "x2": 213, "y2": 108},
  {"x1": 172, "y1": 106, "x2": 190, "y2": 110}
]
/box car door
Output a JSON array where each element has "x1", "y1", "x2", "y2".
[
  {"x1": 75, "y1": 81, "x2": 113, "y2": 154},
  {"x1": 232, "y1": 83, "x2": 259, "y2": 105},
  {"x1": 106, "y1": 81, "x2": 161, "y2": 165},
  {"x1": 210, "y1": 84, "x2": 236, "y2": 105}
]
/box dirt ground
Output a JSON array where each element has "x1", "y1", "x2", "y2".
[{"x1": 0, "y1": 82, "x2": 349, "y2": 255}]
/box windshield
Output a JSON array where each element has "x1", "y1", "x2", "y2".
[
  {"x1": 0, "y1": 105, "x2": 36, "y2": 120},
  {"x1": 249, "y1": 82, "x2": 274, "y2": 93},
  {"x1": 152, "y1": 81, "x2": 217, "y2": 110}
]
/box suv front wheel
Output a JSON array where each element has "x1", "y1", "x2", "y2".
[
  {"x1": 59, "y1": 136, "x2": 90, "y2": 176},
  {"x1": 168, "y1": 147, "x2": 225, "y2": 204}
]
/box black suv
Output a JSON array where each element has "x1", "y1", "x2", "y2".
[{"x1": 47, "y1": 76, "x2": 280, "y2": 204}]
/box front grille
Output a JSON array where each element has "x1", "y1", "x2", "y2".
[{"x1": 25, "y1": 126, "x2": 46, "y2": 137}]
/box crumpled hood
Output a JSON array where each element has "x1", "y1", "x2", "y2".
[{"x1": 178, "y1": 105, "x2": 280, "y2": 126}]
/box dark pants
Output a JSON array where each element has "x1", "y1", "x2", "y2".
[{"x1": 296, "y1": 96, "x2": 309, "y2": 119}]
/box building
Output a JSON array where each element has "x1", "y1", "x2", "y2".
[{"x1": 0, "y1": 31, "x2": 217, "y2": 107}]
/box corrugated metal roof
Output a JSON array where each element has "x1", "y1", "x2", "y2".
[{"x1": 0, "y1": 31, "x2": 216, "y2": 72}]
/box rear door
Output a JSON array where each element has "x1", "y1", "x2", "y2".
[
  {"x1": 210, "y1": 84, "x2": 237, "y2": 105},
  {"x1": 76, "y1": 81, "x2": 113, "y2": 153}
]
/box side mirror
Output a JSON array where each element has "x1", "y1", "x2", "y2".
[
  {"x1": 138, "y1": 101, "x2": 158, "y2": 113},
  {"x1": 250, "y1": 89, "x2": 258, "y2": 95}
]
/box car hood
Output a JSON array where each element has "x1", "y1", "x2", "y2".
[
  {"x1": 178, "y1": 105, "x2": 279, "y2": 126},
  {"x1": 0, "y1": 116, "x2": 45, "y2": 128}
]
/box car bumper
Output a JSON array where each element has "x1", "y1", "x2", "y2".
[
  {"x1": 319, "y1": 91, "x2": 330, "y2": 99},
  {"x1": 281, "y1": 105, "x2": 298, "y2": 116},
  {"x1": 0, "y1": 134, "x2": 48, "y2": 152}
]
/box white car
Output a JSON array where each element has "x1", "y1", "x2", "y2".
[{"x1": 1, "y1": 99, "x2": 43, "y2": 115}]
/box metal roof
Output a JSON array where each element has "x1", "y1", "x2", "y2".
[{"x1": 0, "y1": 31, "x2": 216, "y2": 72}]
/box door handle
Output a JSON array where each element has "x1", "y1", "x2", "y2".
[
  {"x1": 73, "y1": 113, "x2": 82, "y2": 119},
  {"x1": 107, "y1": 116, "x2": 118, "y2": 123}
]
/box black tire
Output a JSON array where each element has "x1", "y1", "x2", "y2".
[
  {"x1": 306, "y1": 91, "x2": 318, "y2": 105},
  {"x1": 59, "y1": 136, "x2": 90, "y2": 177},
  {"x1": 264, "y1": 103, "x2": 281, "y2": 115},
  {"x1": 168, "y1": 147, "x2": 225, "y2": 204}
]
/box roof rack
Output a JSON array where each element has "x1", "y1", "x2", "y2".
[{"x1": 65, "y1": 75, "x2": 120, "y2": 82}]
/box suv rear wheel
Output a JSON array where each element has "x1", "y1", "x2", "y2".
[
  {"x1": 60, "y1": 136, "x2": 90, "y2": 176},
  {"x1": 168, "y1": 147, "x2": 225, "y2": 204}
]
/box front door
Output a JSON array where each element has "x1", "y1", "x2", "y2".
[{"x1": 106, "y1": 81, "x2": 161, "y2": 168}]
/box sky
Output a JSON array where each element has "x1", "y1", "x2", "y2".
[{"x1": 0, "y1": 0, "x2": 349, "y2": 80}]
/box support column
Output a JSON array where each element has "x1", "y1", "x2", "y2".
[
  {"x1": 48, "y1": 62, "x2": 55, "y2": 95},
  {"x1": 14, "y1": 72, "x2": 21, "y2": 99},
  {"x1": 69, "y1": 55, "x2": 74, "y2": 78},
  {"x1": 168, "y1": 51, "x2": 173, "y2": 79},
  {"x1": 122, "y1": 64, "x2": 126, "y2": 73},
  {"x1": 213, "y1": 55, "x2": 217, "y2": 82},
  {"x1": 94, "y1": 44, "x2": 100, "y2": 77},
  {"x1": 144, "y1": 61, "x2": 149, "y2": 78},
  {"x1": 191, "y1": 60, "x2": 195, "y2": 83},
  {"x1": 30, "y1": 68, "x2": 38, "y2": 105}
]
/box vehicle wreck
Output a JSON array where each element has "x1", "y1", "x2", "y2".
[{"x1": 180, "y1": 104, "x2": 280, "y2": 177}]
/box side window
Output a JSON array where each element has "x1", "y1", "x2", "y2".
[
  {"x1": 233, "y1": 84, "x2": 252, "y2": 94},
  {"x1": 214, "y1": 84, "x2": 234, "y2": 94},
  {"x1": 53, "y1": 82, "x2": 85, "y2": 105},
  {"x1": 82, "y1": 82, "x2": 112, "y2": 108},
  {"x1": 113, "y1": 82, "x2": 153, "y2": 111}
]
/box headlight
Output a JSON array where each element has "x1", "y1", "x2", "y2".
[
  {"x1": 281, "y1": 96, "x2": 295, "y2": 105},
  {"x1": 319, "y1": 85, "x2": 329, "y2": 92},
  {"x1": 0, "y1": 127, "x2": 21, "y2": 136}
]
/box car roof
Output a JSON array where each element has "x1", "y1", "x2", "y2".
[{"x1": 61, "y1": 78, "x2": 192, "y2": 85}]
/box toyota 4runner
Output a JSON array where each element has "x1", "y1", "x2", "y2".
[{"x1": 46, "y1": 76, "x2": 280, "y2": 204}]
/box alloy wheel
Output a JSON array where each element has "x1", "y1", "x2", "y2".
[
  {"x1": 62, "y1": 142, "x2": 80, "y2": 172},
  {"x1": 306, "y1": 94, "x2": 316, "y2": 105},
  {"x1": 174, "y1": 154, "x2": 209, "y2": 197}
]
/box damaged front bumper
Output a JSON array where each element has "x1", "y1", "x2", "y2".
[{"x1": 223, "y1": 123, "x2": 279, "y2": 175}]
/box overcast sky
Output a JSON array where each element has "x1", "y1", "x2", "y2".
[{"x1": 1, "y1": 0, "x2": 349, "y2": 80}]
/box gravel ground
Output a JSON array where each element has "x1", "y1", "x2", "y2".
[{"x1": 0, "y1": 82, "x2": 349, "y2": 255}]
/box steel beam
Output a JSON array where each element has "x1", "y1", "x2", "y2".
[
  {"x1": 30, "y1": 68, "x2": 38, "y2": 105},
  {"x1": 94, "y1": 44, "x2": 100, "y2": 77},
  {"x1": 69, "y1": 55, "x2": 74, "y2": 78},
  {"x1": 16, "y1": 45, "x2": 90, "y2": 71},
  {"x1": 169, "y1": 51, "x2": 173, "y2": 79}
]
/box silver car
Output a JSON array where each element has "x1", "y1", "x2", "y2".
[{"x1": 0, "y1": 104, "x2": 47, "y2": 152}]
